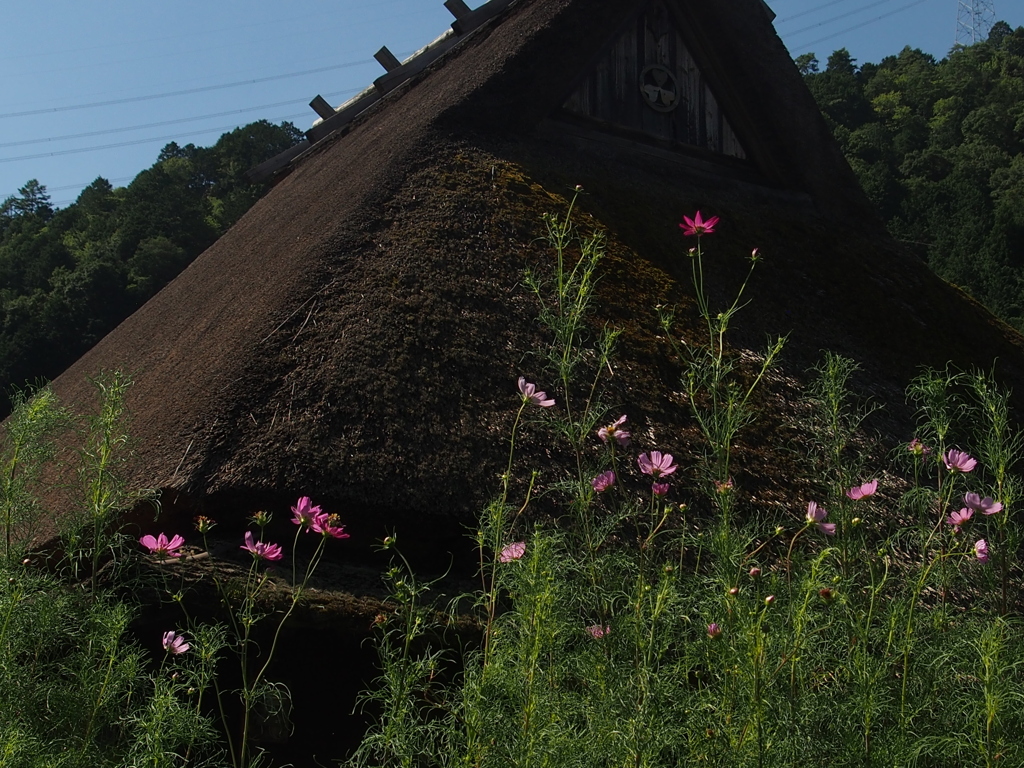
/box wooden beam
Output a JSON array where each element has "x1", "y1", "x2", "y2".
[
  {"x1": 246, "y1": 140, "x2": 311, "y2": 183},
  {"x1": 305, "y1": 89, "x2": 382, "y2": 143},
  {"x1": 374, "y1": 46, "x2": 402, "y2": 72},
  {"x1": 309, "y1": 95, "x2": 335, "y2": 120},
  {"x1": 444, "y1": 0, "x2": 472, "y2": 19},
  {"x1": 450, "y1": 0, "x2": 514, "y2": 36},
  {"x1": 373, "y1": 33, "x2": 461, "y2": 95}
]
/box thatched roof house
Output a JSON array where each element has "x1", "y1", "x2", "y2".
[{"x1": 43, "y1": 0, "x2": 1024, "y2": 551}]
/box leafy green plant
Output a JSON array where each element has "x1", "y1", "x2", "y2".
[{"x1": 349, "y1": 195, "x2": 1024, "y2": 768}]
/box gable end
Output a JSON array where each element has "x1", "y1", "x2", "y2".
[{"x1": 559, "y1": 0, "x2": 750, "y2": 164}]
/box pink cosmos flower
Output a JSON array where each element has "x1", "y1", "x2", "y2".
[
  {"x1": 597, "y1": 415, "x2": 631, "y2": 447},
  {"x1": 499, "y1": 541, "x2": 526, "y2": 563},
  {"x1": 241, "y1": 531, "x2": 283, "y2": 561},
  {"x1": 637, "y1": 451, "x2": 678, "y2": 479},
  {"x1": 291, "y1": 496, "x2": 322, "y2": 529},
  {"x1": 748, "y1": 567, "x2": 761, "y2": 578},
  {"x1": 652, "y1": 483, "x2": 670, "y2": 497},
  {"x1": 679, "y1": 211, "x2": 720, "y2": 236},
  {"x1": 943, "y1": 449, "x2": 977, "y2": 473},
  {"x1": 964, "y1": 492, "x2": 1003, "y2": 516},
  {"x1": 946, "y1": 507, "x2": 973, "y2": 533},
  {"x1": 707, "y1": 623, "x2": 722, "y2": 639},
  {"x1": 140, "y1": 533, "x2": 185, "y2": 559},
  {"x1": 764, "y1": 595, "x2": 776, "y2": 606},
  {"x1": 591, "y1": 471, "x2": 616, "y2": 493},
  {"x1": 311, "y1": 512, "x2": 350, "y2": 539},
  {"x1": 585, "y1": 624, "x2": 610, "y2": 639},
  {"x1": 162, "y1": 630, "x2": 190, "y2": 655},
  {"x1": 908, "y1": 438, "x2": 932, "y2": 456},
  {"x1": 975, "y1": 539, "x2": 989, "y2": 563},
  {"x1": 846, "y1": 480, "x2": 878, "y2": 501},
  {"x1": 805, "y1": 501, "x2": 836, "y2": 536},
  {"x1": 517, "y1": 377, "x2": 555, "y2": 408}
]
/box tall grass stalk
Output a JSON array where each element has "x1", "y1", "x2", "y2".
[
  {"x1": 658, "y1": 235, "x2": 785, "y2": 524},
  {"x1": 0, "y1": 385, "x2": 65, "y2": 563}
]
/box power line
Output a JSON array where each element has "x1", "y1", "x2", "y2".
[
  {"x1": 0, "y1": 0, "x2": 416, "y2": 64},
  {"x1": 0, "y1": 113, "x2": 310, "y2": 164},
  {"x1": 0, "y1": 60, "x2": 374, "y2": 120},
  {"x1": 789, "y1": 0, "x2": 932, "y2": 50},
  {"x1": 779, "y1": 0, "x2": 895, "y2": 37},
  {"x1": 48, "y1": 175, "x2": 136, "y2": 193},
  {"x1": 776, "y1": 0, "x2": 850, "y2": 24},
  {"x1": 0, "y1": 89, "x2": 360, "y2": 149}
]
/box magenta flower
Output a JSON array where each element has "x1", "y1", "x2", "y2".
[
  {"x1": 964, "y1": 492, "x2": 1002, "y2": 516},
  {"x1": 241, "y1": 531, "x2": 283, "y2": 561},
  {"x1": 652, "y1": 482, "x2": 670, "y2": 497},
  {"x1": 943, "y1": 449, "x2": 977, "y2": 473},
  {"x1": 597, "y1": 415, "x2": 631, "y2": 447},
  {"x1": 679, "y1": 211, "x2": 720, "y2": 236},
  {"x1": 748, "y1": 567, "x2": 761, "y2": 578},
  {"x1": 162, "y1": 630, "x2": 190, "y2": 655},
  {"x1": 946, "y1": 507, "x2": 973, "y2": 533},
  {"x1": 291, "y1": 496, "x2": 322, "y2": 529},
  {"x1": 140, "y1": 533, "x2": 185, "y2": 559},
  {"x1": 805, "y1": 501, "x2": 836, "y2": 536},
  {"x1": 585, "y1": 624, "x2": 610, "y2": 639},
  {"x1": 707, "y1": 623, "x2": 722, "y2": 639},
  {"x1": 975, "y1": 539, "x2": 990, "y2": 563},
  {"x1": 846, "y1": 480, "x2": 877, "y2": 501},
  {"x1": 517, "y1": 377, "x2": 555, "y2": 408},
  {"x1": 637, "y1": 451, "x2": 678, "y2": 479},
  {"x1": 908, "y1": 438, "x2": 932, "y2": 456},
  {"x1": 591, "y1": 471, "x2": 616, "y2": 493},
  {"x1": 499, "y1": 541, "x2": 526, "y2": 563},
  {"x1": 311, "y1": 512, "x2": 350, "y2": 539}
]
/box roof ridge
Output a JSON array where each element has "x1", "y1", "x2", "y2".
[{"x1": 247, "y1": 0, "x2": 520, "y2": 183}]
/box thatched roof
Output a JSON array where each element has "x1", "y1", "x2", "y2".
[{"x1": 42, "y1": 0, "x2": 1024, "y2": 552}]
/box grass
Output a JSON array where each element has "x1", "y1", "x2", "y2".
[{"x1": 1, "y1": 195, "x2": 1023, "y2": 767}]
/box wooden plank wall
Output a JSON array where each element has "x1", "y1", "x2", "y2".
[{"x1": 562, "y1": 0, "x2": 746, "y2": 160}]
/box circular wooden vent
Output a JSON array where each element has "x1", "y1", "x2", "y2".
[{"x1": 639, "y1": 65, "x2": 679, "y2": 112}]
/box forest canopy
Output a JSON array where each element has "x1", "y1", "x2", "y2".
[
  {"x1": 799, "y1": 22, "x2": 1024, "y2": 328},
  {"x1": 0, "y1": 120, "x2": 302, "y2": 415}
]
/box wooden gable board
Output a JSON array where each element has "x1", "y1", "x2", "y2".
[{"x1": 561, "y1": 0, "x2": 747, "y2": 162}]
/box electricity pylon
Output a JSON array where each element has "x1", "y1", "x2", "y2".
[{"x1": 956, "y1": 0, "x2": 996, "y2": 46}]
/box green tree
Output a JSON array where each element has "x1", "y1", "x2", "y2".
[
  {"x1": 799, "y1": 27, "x2": 1024, "y2": 328},
  {"x1": 0, "y1": 121, "x2": 301, "y2": 417}
]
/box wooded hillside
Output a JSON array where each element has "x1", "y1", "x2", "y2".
[
  {"x1": 0, "y1": 121, "x2": 302, "y2": 415},
  {"x1": 799, "y1": 22, "x2": 1024, "y2": 327}
]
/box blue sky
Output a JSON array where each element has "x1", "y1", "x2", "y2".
[{"x1": 1, "y1": 0, "x2": 1021, "y2": 207}]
